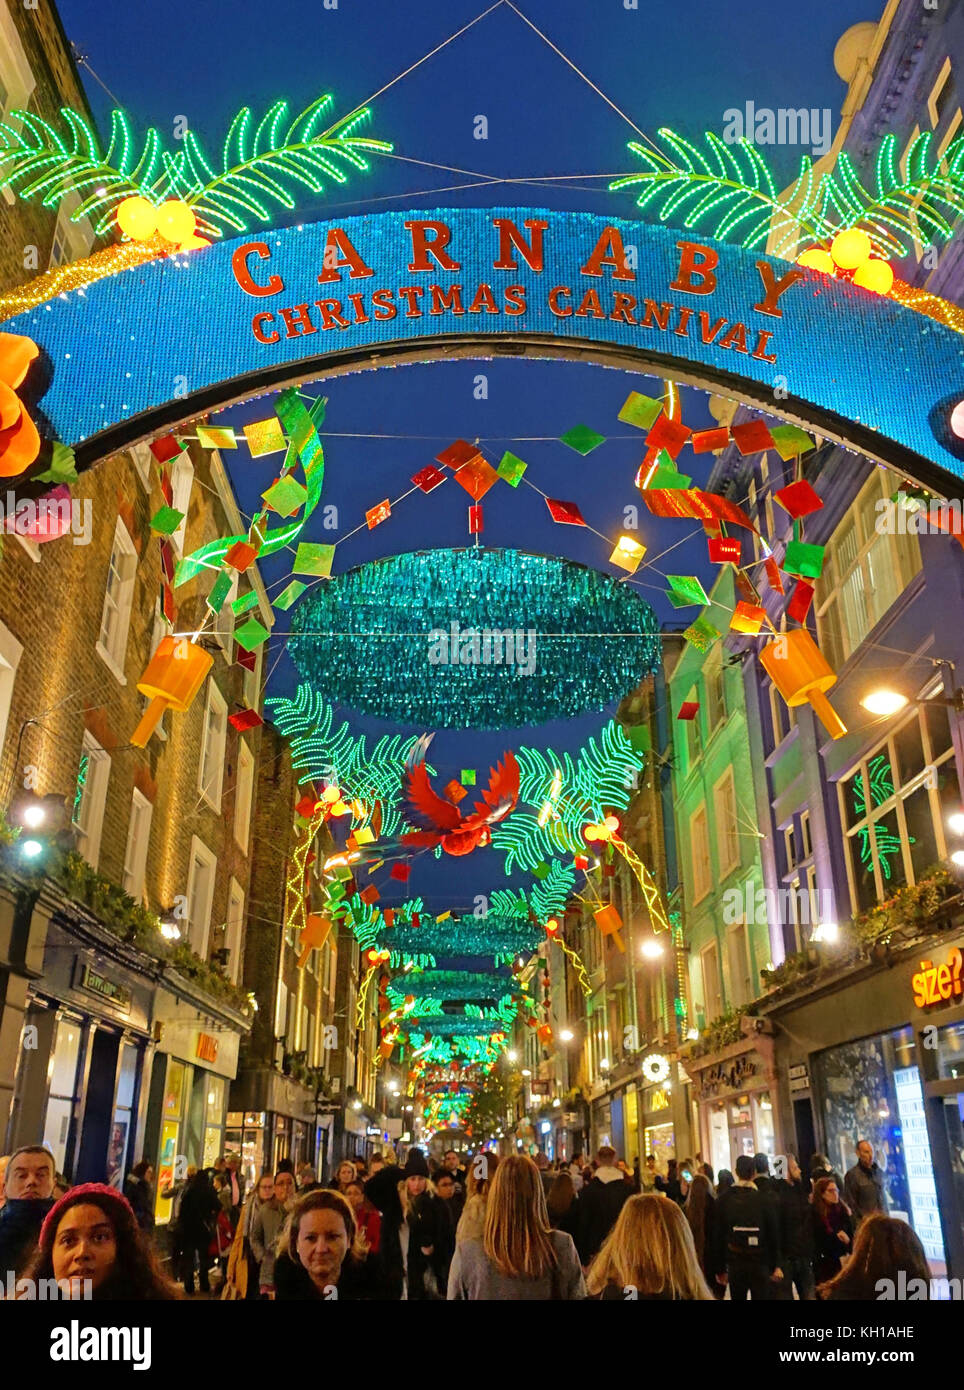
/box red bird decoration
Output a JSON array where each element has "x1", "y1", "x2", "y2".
[{"x1": 401, "y1": 751, "x2": 520, "y2": 857}]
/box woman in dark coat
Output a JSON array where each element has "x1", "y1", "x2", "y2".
[
  {"x1": 123, "y1": 1161, "x2": 155, "y2": 1234},
  {"x1": 274, "y1": 1189, "x2": 374, "y2": 1300},
  {"x1": 811, "y1": 1176, "x2": 854, "y2": 1284},
  {"x1": 364, "y1": 1149, "x2": 447, "y2": 1299},
  {"x1": 177, "y1": 1169, "x2": 220, "y2": 1295},
  {"x1": 683, "y1": 1173, "x2": 723, "y2": 1296}
]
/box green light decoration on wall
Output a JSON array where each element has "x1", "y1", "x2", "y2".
[
  {"x1": 268, "y1": 685, "x2": 430, "y2": 838},
  {"x1": 610, "y1": 127, "x2": 964, "y2": 260},
  {"x1": 0, "y1": 97, "x2": 392, "y2": 238},
  {"x1": 288, "y1": 549, "x2": 661, "y2": 729},
  {"x1": 852, "y1": 753, "x2": 912, "y2": 881}
]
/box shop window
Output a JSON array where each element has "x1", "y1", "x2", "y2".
[
  {"x1": 198, "y1": 679, "x2": 228, "y2": 809},
  {"x1": 96, "y1": 517, "x2": 137, "y2": 681},
  {"x1": 700, "y1": 941, "x2": 723, "y2": 1023},
  {"x1": 185, "y1": 835, "x2": 217, "y2": 957},
  {"x1": 690, "y1": 804, "x2": 711, "y2": 903},
  {"x1": 814, "y1": 467, "x2": 921, "y2": 671},
  {"x1": 813, "y1": 1027, "x2": 945, "y2": 1271},
  {"x1": 225, "y1": 877, "x2": 245, "y2": 983},
  {"x1": 713, "y1": 770, "x2": 739, "y2": 876},
  {"x1": 234, "y1": 740, "x2": 254, "y2": 850},
  {"x1": 122, "y1": 789, "x2": 153, "y2": 899},
  {"x1": 107, "y1": 1043, "x2": 139, "y2": 1187},
  {"x1": 202, "y1": 1076, "x2": 226, "y2": 1169},
  {"x1": 73, "y1": 732, "x2": 111, "y2": 871},
  {"x1": 42, "y1": 1016, "x2": 83, "y2": 1174}
]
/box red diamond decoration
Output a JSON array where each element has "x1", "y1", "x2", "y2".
[
  {"x1": 645, "y1": 415, "x2": 692, "y2": 459},
  {"x1": 545, "y1": 497, "x2": 587, "y2": 526},
  {"x1": 730, "y1": 420, "x2": 775, "y2": 455},
  {"x1": 411, "y1": 465, "x2": 446, "y2": 493},
  {"x1": 228, "y1": 708, "x2": 264, "y2": 731},
  {"x1": 436, "y1": 439, "x2": 482, "y2": 470}
]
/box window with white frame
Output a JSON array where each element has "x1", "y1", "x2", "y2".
[
  {"x1": 713, "y1": 770, "x2": 740, "y2": 876},
  {"x1": 213, "y1": 572, "x2": 238, "y2": 661},
  {"x1": 96, "y1": 517, "x2": 137, "y2": 680},
  {"x1": 928, "y1": 58, "x2": 955, "y2": 129},
  {"x1": 275, "y1": 979, "x2": 288, "y2": 1042},
  {"x1": 169, "y1": 454, "x2": 195, "y2": 557},
  {"x1": 682, "y1": 687, "x2": 701, "y2": 772},
  {"x1": 689, "y1": 804, "x2": 711, "y2": 903},
  {"x1": 225, "y1": 877, "x2": 245, "y2": 984},
  {"x1": 0, "y1": 618, "x2": 23, "y2": 759},
  {"x1": 727, "y1": 921, "x2": 752, "y2": 1007},
  {"x1": 185, "y1": 836, "x2": 217, "y2": 957},
  {"x1": 705, "y1": 654, "x2": 726, "y2": 732},
  {"x1": 73, "y1": 733, "x2": 111, "y2": 871},
  {"x1": 700, "y1": 941, "x2": 723, "y2": 1023},
  {"x1": 838, "y1": 697, "x2": 960, "y2": 914},
  {"x1": 243, "y1": 646, "x2": 262, "y2": 712},
  {"x1": 800, "y1": 810, "x2": 812, "y2": 860},
  {"x1": 130, "y1": 443, "x2": 154, "y2": 492},
  {"x1": 142, "y1": 602, "x2": 169, "y2": 740},
  {"x1": 198, "y1": 680, "x2": 228, "y2": 810},
  {"x1": 234, "y1": 741, "x2": 254, "y2": 851},
  {"x1": 48, "y1": 215, "x2": 69, "y2": 269},
  {"x1": 768, "y1": 678, "x2": 796, "y2": 748},
  {"x1": 122, "y1": 789, "x2": 152, "y2": 899},
  {"x1": 814, "y1": 467, "x2": 922, "y2": 673}
]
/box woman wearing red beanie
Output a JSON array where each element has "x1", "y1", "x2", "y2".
[{"x1": 23, "y1": 1183, "x2": 180, "y2": 1299}]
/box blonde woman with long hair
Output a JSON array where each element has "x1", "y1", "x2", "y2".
[
  {"x1": 587, "y1": 1193, "x2": 715, "y2": 1300},
  {"x1": 455, "y1": 1152, "x2": 499, "y2": 1245},
  {"x1": 447, "y1": 1155, "x2": 585, "y2": 1300}
]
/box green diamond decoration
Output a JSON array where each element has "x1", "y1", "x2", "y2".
[
  {"x1": 293, "y1": 542, "x2": 335, "y2": 578},
  {"x1": 560, "y1": 424, "x2": 605, "y2": 455},
  {"x1": 618, "y1": 392, "x2": 663, "y2": 430},
  {"x1": 769, "y1": 424, "x2": 814, "y2": 461},
  {"x1": 235, "y1": 616, "x2": 270, "y2": 651},
  {"x1": 206, "y1": 571, "x2": 233, "y2": 614},
  {"x1": 648, "y1": 465, "x2": 692, "y2": 490},
  {"x1": 262, "y1": 474, "x2": 309, "y2": 518},
  {"x1": 683, "y1": 616, "x2": 721, "y2": 652},
  {"x1": 497, "y1": 451, "x2": 527, "y2": 487},
  {"x1": 274, "y1": 580, "x2": 307, "y2": 611},
  {"x1": 667, "y1": 575, "x2": 709, "y2": 606},
  {"x1": 460, "y1": 769, "x2": 476, "y2": 786},
  {"x1": 531, "y1": 862, "x2": 551, "y2": 880},
  {"x1": 230, "y1": 589, "x2": 260, "y2": 617},
  {"x1": 626, "y1": 724, "x2": 651, "y2": 753},
  {"x1": 666, "y1": 590, "x2": 698, "y2": 609},
  {"x1": 783, "y1": 539, "x2": 825, "y2": 579},
  {"x1": 150, "y1": 505, "x2": 185, "y2": 536}
]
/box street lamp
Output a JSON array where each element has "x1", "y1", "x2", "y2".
[
  {"x1": 640, "y1": 937, "x2": 665, "y2": 959},
  {"x1": 811, "y1": 922, "x2": 839, "y2": 944},
  {"x1": 861, "y1": 681, "x2": 964, "y2": 718},
  {"x1": 559, "y1": 1029, "x2": 574, "y2": 1042}
]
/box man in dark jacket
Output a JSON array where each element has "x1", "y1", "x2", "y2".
[
  {"x1": 0, "y1": 1145, "x2": 57, "y2": 1280},
  {"x1": 775, "y1": 1156, "x2": 815, "y2": 1300},
  {"x1": 714, "y1": 1154, "x2": 783, "y2": 1301},
  {"x1": 576, "y1": 1145, "x2": 631, "y2": 1266},
  {"x1": 843, "y1": 1141, "x2": 888, "y2": 1228}
]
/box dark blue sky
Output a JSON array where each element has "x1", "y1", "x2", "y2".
[{"x1": 58, "y1": 0, "x2": 873, "y2": 908}]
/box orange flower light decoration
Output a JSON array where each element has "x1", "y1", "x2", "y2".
[{"x1": 0, "y1": 332, "x2": 41, "y2": 476}]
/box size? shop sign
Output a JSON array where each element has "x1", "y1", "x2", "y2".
[
  {"x1": 9, "y1": 207, "x2": 964, "y2": 476},
  {"x1": 911, "y1": 946, "x2": 964, "y2": 1009}
]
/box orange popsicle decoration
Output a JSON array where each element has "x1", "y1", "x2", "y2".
[
  {"x1": 759, "y1": 629, "x2": 847, "y2": 740},
  {"x1": 131, "y1": 635, "x2": 214, "y2": 747}
]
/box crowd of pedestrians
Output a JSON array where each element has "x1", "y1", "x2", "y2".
[{"x1": 0, "y1": 1134, "x2": 934, "y2": 1300}]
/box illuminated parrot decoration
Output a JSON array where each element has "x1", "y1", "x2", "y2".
[{"x1": 401, "y1": 745, "x2": 520, "y2": 857}]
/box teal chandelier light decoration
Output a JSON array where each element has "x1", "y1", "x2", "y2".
[{"x1": 287, "y1": 548, "x2": 661, "y2": 729}]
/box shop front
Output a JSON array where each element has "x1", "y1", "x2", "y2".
[
  {"x1": 686, "y1": 1036, "x2": 779, "y2": 1180},
  {"x1": 762, "y1": 919, "x2": 964, "y2": 1278},
  {"x1": 7, "y1": 913, "x2": 155, "y2": 1186},
  {"x1": 147, "y1": 986, "x2": 244, "y2": 1224}
]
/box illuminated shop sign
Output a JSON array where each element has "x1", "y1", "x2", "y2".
[{"x1": 8, "y1": 208, "x2": 964, "y2": 478}]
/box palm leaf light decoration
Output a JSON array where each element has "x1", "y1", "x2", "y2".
[
  {"x1": 0, "y1": 95, "x2": 392, "y2": 241},
  {"x1": 610, "y1": 126, "x2": 964, "y2": 262}
]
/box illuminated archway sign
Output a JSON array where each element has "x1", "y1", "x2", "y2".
[{"x1": 7, "y1": 207, "x2": 964, "y2": 487}]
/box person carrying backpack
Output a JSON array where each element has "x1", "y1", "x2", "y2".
[{"x1": 714, "y1": 1154, "x2": 783, "y2": 1301}]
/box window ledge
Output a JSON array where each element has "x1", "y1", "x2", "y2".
[
  {"x1": 198, "y1": 786, "x2": 222, "y2": 814},
  {"x1": 95, "y1": 640, "x2": 128, "y2": 685}
]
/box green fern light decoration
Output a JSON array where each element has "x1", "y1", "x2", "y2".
[
  {"x1": 0, "y1": 97, "x2": 391, "y2": 240},
  {"x1": 610, "y1": 127, "x2": 964, "y2": 261}
]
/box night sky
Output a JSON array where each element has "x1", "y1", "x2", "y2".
[{"x1": 57, "y1": 0, "x2": 875, "y2": 908}]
